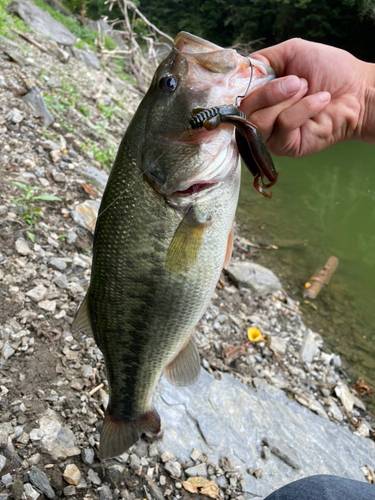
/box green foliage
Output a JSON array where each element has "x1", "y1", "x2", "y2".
[
  {"x1": 0, "y1": 0, "x2": 30, "y2": 39},
  {"x1": 79, "y1": 104, "x2": 91, "y2": 117},
  {"x1": 10, "y1": 182, "x2": 62, "y2": 226},
  {"x1": 81, "y1": 139, "x2": 115, "y2": 169},
  {"x1": 140, "y1": 0, "x2": 375, "y2": 61},
  {"x1": 104, "y1": 35, "x2": 116, "y2": 51},
  {"x1": 97, "y1": 104, "x2": 115, "y2": 120}
]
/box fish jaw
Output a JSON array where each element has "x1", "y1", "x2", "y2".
[{"x1": 140, "y1": 32, "x2": 274, "y2": 199}]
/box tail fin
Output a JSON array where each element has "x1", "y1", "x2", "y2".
[{"x1": 99, "y1": 409, "x2": 162, "y2": 459}]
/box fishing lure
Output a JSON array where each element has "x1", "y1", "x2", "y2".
[{"x1": 188, "y1": 58, "x2": 279, "y2": 199}]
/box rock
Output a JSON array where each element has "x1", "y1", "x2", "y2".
[
  {"x1": 15, "y1": 239, "x2": 31, "y2": 255},
  {"x1": 71, "y1": 200, "x2": 100, "y2": 234},
  {"x1": 99, "y1": 484, "x2": 112, "y2": 500},
  {"x1": 26, "y1": 284, "x2": 47, "y2": 302},
  {"x1": 10, "y1": 479, "x2": 24, "y2": 500},
  {"x1": 164, "y1": 461, "x2": 181, "y2": 478},
  {"x1": 354, "y1": 421, "x2": 372, "y2": 438},
  {"x1": 28, "y1": 453, "x2": 41, "y2": 465},
  {"x1": 185, "y1": 463, "x2": 207, "y2": 478},
  {"x1": 130, "y1": 454, "x2": 141, "y2": 470},
  {"x1": 2, "y1": 343, "x2": 15, "y2": 360},
  {"x1": 2, "y1": 472, "x2": 12, "y2": 485},
  {"x1": 299, "y1": 329, "x2": 318, "y2": 363},
  {"x1": 39, "y1": 416, "x2": 80, "y2": 460},
  {"x1": 81, "y1": 447, "x2": 95, "y2": 465},
  {"x1": 226, "y1": 262, "x2": 282, "y2": 296},
  {"x1": 263, "y1": 437, "x2": 301, "y2": 469},
  {"x1": 261, "y1": 445, "x2": 271, "y2": 460},
  {"x1": 294, "y1": 394, "x2": 329, "y2": 420},
  {"x1": 0, "y1": 455, "x2": 6, "y2": 472},
  {"x1": 63, "y1": 485, "x2": 76, "y2": 496},
  {"x1": 155, "y1": 370, "x2": 375, "y2": 497},
  {"x1": 49, "y1": 258, "x2": 67, "y2": 271},
  {"x1": 8, "y1": 0, "x2": 76, "y2": 45},
  {"x1": 267, "y1": 336, "x2": 287, "y2": 356},
  {"x1": 54, "y1": 274, "x2": 68, "y2": 289},
  {"x1": 22, "y1": 87, "x2": 53, "y2": 127},
  {"x1": 77, "y1": 165, "x2": 109, "y2": 191},
  {"x1": 88, "y1": 468, "x2": 101, "y2": 485},
  {"x1": 63, "y1": 464, "x2": 81, "y2": 485},
  {"x1": 334, "y1": 383, "x2": 355, "y2": 413},
  {"x1": 353, "y1": 395, "x2": 366, "y2": 411},
  {"x1": 30, "y1": 429, "x2": 44, "y2": 442},
  {"x1": 51, "y1": 170, "x2": 66, "y2": 183},
  {"x1": 190, "y1": 448, "x2": 202, "y2": 461},
  {"x1": 326, "y1": 399, "x2": 343, "y2": 422},
  {"x1": 288, "y1": 365, "x2": 306, "y2": 380},
  {"x1": 161, "y1": 451, "x2": 175, "y2": 463},
  {"x1": 23, "y1": 483, "x2": 39, "y2": 500},
  {"x1": 38, "y1": 300, "x2": 56, "y2": 313},
  {"x1": 219, "y1": 456, "x2": 236, "y2": 472},
  {"x1": 81, "y1": 50, "x2": 101, "y2": 70},
  {"x1": 5, "y1": 108, "x2": 24, "y2": 123},
  {"x1": 28, "y1": 466, "x2": 55, "y2": 499}
]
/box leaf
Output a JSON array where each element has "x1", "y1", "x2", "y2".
[
  {"x1": 33, "y1": 194, "x2": 62, "y2": 201},
  {"x1": 182, "y1": 477, "x2": 220, "y2": 499},
  {"x1": 9, "y1": 181, "x2": 27, "y2": 190},
  {"x1": 26, "y1": 231, "x2": 35, "y2": 243}
]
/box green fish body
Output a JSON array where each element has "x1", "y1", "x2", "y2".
[{"x1": 73, "y1": 32, "x2": 275, "y2": 458}]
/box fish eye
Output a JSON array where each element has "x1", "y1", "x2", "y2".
[{"x1": 160, "y1": 75, "x2": 178, "y2": 93}]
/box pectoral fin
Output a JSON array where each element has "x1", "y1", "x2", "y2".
[
  {"x1": 164, "y1": 333, "x2": 200, "y2": 387},
  {"x1": 166, "y1": 207, "x2": 207, "y2": 274},
  {"x1": 223, "y1": 221, "x2": 234, "y2": 269},
  {"x1": 72, "y1": 292, "x2": 93, "y2": 337}
]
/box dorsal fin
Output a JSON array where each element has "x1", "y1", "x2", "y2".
[
  {"x1": 72, "y1": 292, "x2": 93, "y2": 337},
  {"x1": 164, "y1": 333, "x2": 200, "y2": 387}
]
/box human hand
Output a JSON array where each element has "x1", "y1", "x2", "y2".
[{"x1": 241, "y1": 38, "x2": 375, "y2": 157}]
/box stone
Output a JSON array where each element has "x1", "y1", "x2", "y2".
[
  {"x1": 28, "y1": 453, "x2": 41, "y2": 465},
  {"x1": 190, "y1": 448, "x2": 202, "y2": 461},
  {"x1": 129, "y1": 454, "x2": 141, "y2": 470},
  {"x1": 10, "y1": 479, "x2": 24, "y2": 500},
  {"x1": 38, "y1": 300, "x2": 56, "y2": 313},
  {"x1": 22, "y1": 87, "x2": 53, "y2": 127},
  {"x1": 28, "y1": 466, "x2": 55, "y2": 499},
  {"x1": 263, "y1": 437, "x2": 301, "y2": 469},
  {"x1": 88, "y1": 468, "x2": 101, "y2": 485},
  {"x1": 155, "y1": 370, "x2": 375, "y2": 498},
  {"x1": 77, "y1": 165, "x2": 109, "y2": 191},
  {"x1": 261, "y1": 445, "x2": 271, "y2": 460},
  {"x1": 326, "y1": 399, "x2": 343, "y2": 422},
  {"x1": 24, "y1": 483, "x2": 40, "y2": 500},
  {"x1": 300, "y1": 329, "x2": 318, "y2": 363},
  {"x1": 6, "y1": 108, "x2": 24, "y2": 123},
  {"x1": 51, "y1": 170, "x2": 66, "y2": 183},
  {"x1": 15, "y1": 239, "x2": 31, "y2": 255},
  {"x1": 81, "y1": 447, "x2": 95, "y2": 465},
  {"x1": 54, "y1": 274, "x2": 68, "y2": 289},
  {"x1": 0, "y1": 455, "x2": 6, "y2": 472},
  {"x1": 49, "y1": 258, "x2": 67, "y2": 271},
  {"x1": 30, "y1": 429, "x2": 44, "y2": 442},
  {"x1": 63, "y1": 485, "x2": 76, "y2": 496},
  {"x1": 164, "y1": 461, "x2": 181, "y2": 478},
  {"x1": 81, "y1": 50, "x2": 101, "y2": 70},
  {"x1": 334, "y1": 383, "x2": 355, "y2": 413},
  {"x1": 99, "y1": 484, "x2": 112, "y2": 500},
  {"x1": 71, "y1": 200, "x2": 100, "y2": 234},
  {"x1": 2, "y1": 343, "x2": 15, "y2": 360},
  {"x1": 26, "y1": 284, "x2": 47, "y2": 302},
  {"x1": 148, "y1": 443, "x2": 158, "y2": 457},
  {"x1": 2, "y1": 472, "x2": 12, "y2": 485},
  {"x1": 354, "y1": 421, "x2": 372, "y2": 438},
  {"x1": 161, "y1": 451, "x2": 175, "y2": 463},
  {"x1": 39, "y1": 416, "x2": 80, "y2": 460},
  {"x1": 8, "y1": 0, "x2": 76, "y2": 45},
  {"x1": 226, "y1": 262, "x2": 282, "y2": 296},
  {"x1": 267, "y1": 336, "x2": 287, "y2": 356},
  {"x1": 63, "y1": 464, "x2": 81, "y2": 485},
  {"x1": 288, "y1": 365, "x2": 306, "y2": 380},
  {"x1": 185, "y1": 463, "x2": 207, "y2": 478}
]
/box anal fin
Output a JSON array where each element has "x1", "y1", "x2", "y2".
[
  {"x1": 72, "y1": 291, "x2": 93, "y2": 337},
  {"x1": 164, "y1": 333, "x2": 200, "y2": 387},
  {"x1": 99, "y1": 408, "x2": 162, "y2": 459}
]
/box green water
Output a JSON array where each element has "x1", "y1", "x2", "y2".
[{"x1": 236, "y1": 141, "x2": 375, "y2": 391}]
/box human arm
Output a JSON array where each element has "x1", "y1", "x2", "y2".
[{"x1": 241, "y1": 38, "x2": 375, "y2": 157}]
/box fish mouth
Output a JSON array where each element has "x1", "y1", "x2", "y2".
[{"x1": 171, "y1": 181, "x2": 217, "y2": 197}]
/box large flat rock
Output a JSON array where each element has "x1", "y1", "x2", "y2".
[
  {"x1": 8, "y1": 0, "x2": 76, "y2": 45},
  {"x1": 155, "y1": 370, "x2": 374, "y2": 499}
]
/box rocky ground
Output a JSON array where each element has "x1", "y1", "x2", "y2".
[{"x1": 1, "y1": 11, "x2": 375, "y2": 500}]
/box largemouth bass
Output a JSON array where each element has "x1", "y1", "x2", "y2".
[{"x1": 73, "y1": 32, "x2": 275, "y2": 458}]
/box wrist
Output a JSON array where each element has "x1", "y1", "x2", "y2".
[{"x1": 359, "y1": 62, "x2": 375, "y2": 143}]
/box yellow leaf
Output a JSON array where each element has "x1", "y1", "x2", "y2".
[
  {"x1": 247, "y1": 327, "x2": 265, "y2": 343},
  {"x1": 304, "y1": 282, "x2": 311, "y2": 288},
  {"x1": 182, "y1": 477, "x2": 220, "y2": 499}
]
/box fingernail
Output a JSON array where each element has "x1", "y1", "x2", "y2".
[
  {"x1": 318, "y1": 91, "x2": 330, "y2": 102},
  {"x1": 300, "y1": 78, "x2": 308, "y2": 92},
  {"x1": 280, "y1": 76, "x2": 300, "y2": 95}
]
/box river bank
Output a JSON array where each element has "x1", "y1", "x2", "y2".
[{"x1": 0, "y1": 19, "x2": 375, "y2": 500}]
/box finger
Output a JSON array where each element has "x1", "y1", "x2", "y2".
[
  {"x1": 240, "y1": 75, "x2": 306, "y2": 117},
  {"x1": 251, "y1": 38, "x2": 305, "y2": 77},
  {"x1": 250, "y1": 54, "x2": 270, "y2": 66},
  {"x1": 268, "y1": 92, "x2": 331, "y2": 155}
]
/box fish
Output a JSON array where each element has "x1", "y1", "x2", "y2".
[{"x1": 73, "y1": 31, "x2": 275, "y2": 459}]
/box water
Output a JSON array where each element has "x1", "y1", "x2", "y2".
[{"x1": 236, "y1": 141, "x2": 375, "y2": 396}]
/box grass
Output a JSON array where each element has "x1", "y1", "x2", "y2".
[
  {"x1": 81, "y1": 139, "x2": 115, "y2": 169},
  {"x1": 0, "y1": 0, "x2": 30, "y2": 39}
]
